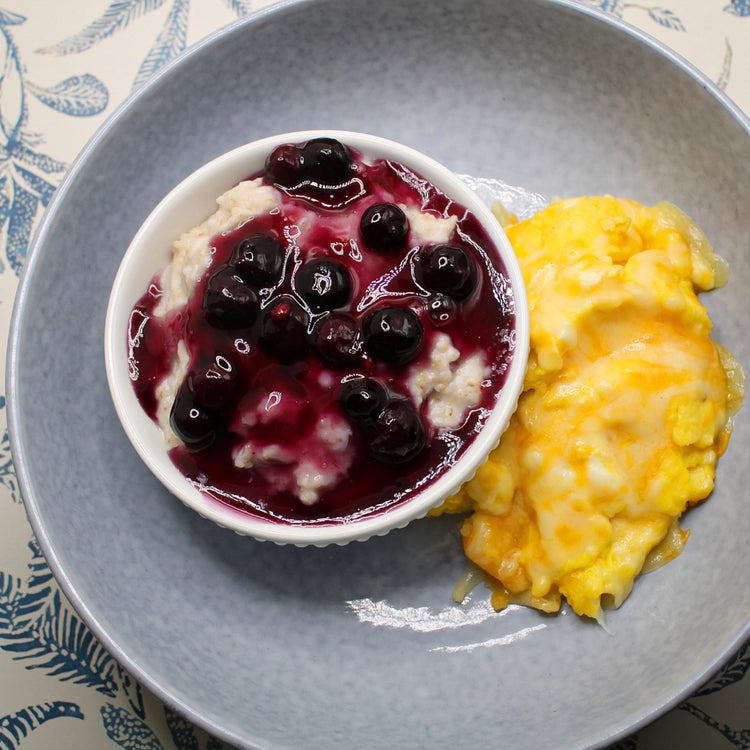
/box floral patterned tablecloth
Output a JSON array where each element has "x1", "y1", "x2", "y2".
[{"x1": 1, "y1": 2, "x2": 748, "y2": 749}]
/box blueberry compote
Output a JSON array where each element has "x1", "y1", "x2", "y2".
[{"x1": 128, "y1": 137, "x2": 516, "y2": 524}]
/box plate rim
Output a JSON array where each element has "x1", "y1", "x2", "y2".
[{"x1": 6, "y1": 1, "x2": 750, "y2": 748}]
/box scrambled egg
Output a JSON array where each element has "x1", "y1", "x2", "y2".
[{"x1": 437, "y1": 195, "x2": 745, "y2": 620}]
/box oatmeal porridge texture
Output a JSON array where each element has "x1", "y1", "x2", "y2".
[{"x1": 128, "y1": 137, "x2": 517, "y2": 521}]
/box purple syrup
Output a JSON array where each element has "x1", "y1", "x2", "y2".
[{"x1": 127, "y1": 140, "x2": 516, "y2": 524}]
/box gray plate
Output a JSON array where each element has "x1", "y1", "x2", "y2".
[{"x1": 7, "y1": 1, "x2": 750, "y2": 748}]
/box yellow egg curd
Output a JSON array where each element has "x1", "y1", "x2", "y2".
[{"x1": 435, "y1": 195, "x2": 745, "y2": 620}]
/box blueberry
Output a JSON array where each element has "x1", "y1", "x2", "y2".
[
  {"x1": 264, "y1": 143, "x2": 303, "y2": 187},
  {"x1": 203, "y1": 266, "x2": 259, "y2": 328},
  {"x1": 313, "y1": 313, "x2": 363, "y2": 368},
  {"x1": 188, "y1": 355, "x2": 238, "y2": 410},
  {"x1": 232, "y1": 234, "x2": 285, "y2": 288},
  {"x1": 367, "y1": 399, "x2": 425, "y2": 464},
  {"x1": 169, "y1": 383, "x2": 218, "y2": 451},
  {"x1": 415, "y1": 244, "x2": 477, "y2": 300},
  {"x1": 296, "y1": 258, "x2": 352, "y2": 312},
  {"x1": 359, "y1": 202, "x2": 409, "y2": 251},
  {"x1": 363, "y1": 306, "x2": 423, "y2": 365},
  {"x1": 300, "y1": 138, "x2": 352, "y2": 184},
  {"x1": 258, "y1": 297, "x2": 310, "y2": 363},
  {"x1": 339, "y1": 377, "x2": 388, "y2": 424},
  {"x1": 427, "y1": 294, "x2": 459, "y2": 327}
]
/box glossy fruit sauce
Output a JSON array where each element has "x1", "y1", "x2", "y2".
[{"x1": 128, "y1": 138, "x2": 517, "y2": 524}]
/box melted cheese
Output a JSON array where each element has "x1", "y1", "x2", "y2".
[{"x1": 436, "y1": 196, "x2": 744, "y2": 619}]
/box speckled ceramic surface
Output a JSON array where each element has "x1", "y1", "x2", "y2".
[{"x1": 6, "y1": 1, "x2": 750, "y2": 749}]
